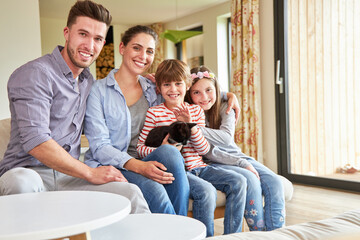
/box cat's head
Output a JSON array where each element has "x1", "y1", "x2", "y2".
[{"x1": 168, "y1": 121, "x2": 197, "y2": 145}]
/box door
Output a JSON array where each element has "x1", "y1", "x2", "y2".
[{"x1": 274, "y1": 0, "x2": 360, "y2": 191}]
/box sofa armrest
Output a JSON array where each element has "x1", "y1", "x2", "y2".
[
  {"x1": 207, "y1": 209, "x2": 360, "y2": 240},
  {"x1": 0, "y1": 118, "x2": 11, "y2": 161}
]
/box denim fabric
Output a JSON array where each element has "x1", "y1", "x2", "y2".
[
  {"x1": 212, "y1": 159, "x2": 285, "y2": 231},
  {"x1": 121, "y1": 145, "x2": 190, "y2": 216},
  {"x1": 187, "y1": 165, "x2": 247, "y2": 237}
]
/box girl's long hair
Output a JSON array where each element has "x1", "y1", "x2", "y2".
[{"x1": 185, "y1": 66, "x2": 222, "y2": 129}]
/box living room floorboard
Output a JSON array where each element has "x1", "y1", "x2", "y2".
[{"x1": 214, "y1": 184, "x2": 360, "y2": 236}]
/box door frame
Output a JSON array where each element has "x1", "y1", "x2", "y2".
[{"x1": 273, "y1": 0, "x2": 360, "y2": 192}]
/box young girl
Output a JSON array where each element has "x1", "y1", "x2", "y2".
[
  {"x1": 186, "y1": 66, "x2": 286, "y2": 231},
  {"x1": 137, "y1": 59, "x2": 248, "y2": 237}
]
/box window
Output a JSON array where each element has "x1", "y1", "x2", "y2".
[{"x1": 275, "y1": 0, "x2": 360, "y2": 191}]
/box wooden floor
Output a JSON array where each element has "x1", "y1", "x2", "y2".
[{"x1": 214, "y1": 184, "x2": 360, "y2": 235}]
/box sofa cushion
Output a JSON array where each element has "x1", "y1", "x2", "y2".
[
  {"x1": 188, "y1": 174, "x2": 293, "y2": 211},
  {"x1": 0, "y1": 118, "x2": 11, "y2": 161},
  {"x1": 279, "y1": 175, "x2": 293, "y2": 201},
  {"x1": 207, "y1": 209, "x2": 360, "y2": 240}
]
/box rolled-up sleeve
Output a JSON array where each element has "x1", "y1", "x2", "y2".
[
  {"x1": 8, "y1": 65, "x2": 52, "y2": 153},
  {"x1": 84, "y1": 83, "x2": 133, "y2": 169}
]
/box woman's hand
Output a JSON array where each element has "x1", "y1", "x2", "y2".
[
  {"x1": 173, "y1": 103, "x2": 191, "y2": 122},
  {"x1": 245, "y1": 164, "x2": 260, "y2": 180},
  {"x1": 226, "y1": 92, "x2": 240, "y2": 124},
  {"x1": 144, "y1": 73, "x2": 156, "y2": 83},
  {"x1": 124, "y1": 158, "x2": 175, "y2": 184},
  {"x1": 138, "y1": 160, "x2": 175, "y2": 184}
]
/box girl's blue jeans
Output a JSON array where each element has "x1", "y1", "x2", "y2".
[
  {"x1": 187, "y1": 165, "x2": 247, "y2": 237},
  {"x1": 121, "y1": 145, "x2": 190, "y2": 215},
  {"x1": 212, "y1": 158, "x2": 285, "y2": 231}
]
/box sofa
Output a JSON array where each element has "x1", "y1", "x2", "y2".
[
  {"x1": 2, "y1": 118, "x2": 359, "y2": 240},
  {"x1": 1, "y1": 117, "x2": 293, "y2": 218},
  {"x1": 0, "y1": 118, "x2": 10, "y2": 163},
  {"x1": 207, "y1": 209, "x2": 360, "y2": 240}
]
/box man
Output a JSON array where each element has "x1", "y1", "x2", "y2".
[{"x1": 0, "y1": 0, "x2": 149, "y2": 214}]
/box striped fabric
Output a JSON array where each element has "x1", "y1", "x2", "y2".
[{"x1": 137, "y1": 102, "x2": 210, "y2": 170}]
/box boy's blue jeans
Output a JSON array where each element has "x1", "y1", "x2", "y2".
[
  {"x1": 121, "y1": 145, "x2": 190, "y2": 215},
  {"x1": 212, "y1": 158, "x2": 285, "y2": 231},
  {"x1": 187, "y1": 165, "x2": 247, "y2": 237}
]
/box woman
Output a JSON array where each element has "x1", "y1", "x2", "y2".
[
  {"x1": 84, "y1": 25, "x2": 189, "y2": 215},
  {"x1": 84, "y1": 25, "x2": 239, "y2": 215}
]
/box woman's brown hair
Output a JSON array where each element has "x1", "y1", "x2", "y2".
[{"x1": 121, "y1": 25, "x2": 158, "y2": 46}]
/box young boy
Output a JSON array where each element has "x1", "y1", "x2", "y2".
[
  {"x1": 137, "y1": 59, "x2": 209, "y2": 169},
  {"x1": 137, "y1": 59, "x2": 248, "y2": 237}
]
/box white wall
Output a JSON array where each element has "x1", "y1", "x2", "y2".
[
  {"x1": 259, "y1": 0, "x2": 277, "y2": 172},
  {"x1": 186, "y1": 35, "x2": 204, "y2": 60},
  {"x1": 112, "y1": 24, "x2": 132, "y2": 68},
  {"x1": 0, "y1": 0, "x2": 42, "y2": 119},
  {"x1": 163, "y1": 2, "x2": 231, "y2": 92},
  {"x1": 40, "y1": 18, "x2": 66, "y2": 56}
]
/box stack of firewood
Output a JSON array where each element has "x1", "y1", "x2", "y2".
[{"x1": 96, "y1": 43, "x2": 114, "y2": 79}]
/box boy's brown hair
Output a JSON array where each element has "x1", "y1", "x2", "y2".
[
  {"x1": 155, "y1": 59, "x2": 191, "y2": 88},
  {"x1": 67, "y1": 0, "x2": 112, "y2": 29}
]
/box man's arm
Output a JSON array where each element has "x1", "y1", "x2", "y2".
[
  {"x1": 29, "y1": 139, "x2": 127, "y2": 184},
  {"x1": 8, "y1": 65, "x2": 126, "y2": 185}
]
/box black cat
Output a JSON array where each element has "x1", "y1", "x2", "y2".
[{"x1": 145, "y1": 121, "x2": 197, "y2": 147}]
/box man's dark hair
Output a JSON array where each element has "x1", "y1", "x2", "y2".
[{"x1": 67, "y1": 0, "x2": 112, "y2": 28}]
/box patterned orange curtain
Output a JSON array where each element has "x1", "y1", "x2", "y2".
[
  {"x1": 147, "y1": 23, "x2": 165, "y2": 74},
  {"x1": 231, "y1": 0, "x2": 262, "y2": 160}
]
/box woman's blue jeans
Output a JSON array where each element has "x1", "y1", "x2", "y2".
[
  {"x1": 212, "y1": 158, "x2": 285, "y2": 231},
  {"x1": 121, "y1": 145, "x2": 189, "y2": 215},
  {"x1": 187, "y1": 165, "x2": 247, "y2": 237}
]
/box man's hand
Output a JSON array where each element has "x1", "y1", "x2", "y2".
[
  {"x1": 87, "y1": 166, "x2": 128, "y2": 184},
  {"x1": 226, "y1": 92, "x2": 240, "y2": 124},
  {"x1": 28, "y1": 139, "x2": 128, "y2": 184}
]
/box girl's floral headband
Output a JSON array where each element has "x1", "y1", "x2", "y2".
[{"x1": 191, "y1": 71, "x2": 215, "y2": 80}]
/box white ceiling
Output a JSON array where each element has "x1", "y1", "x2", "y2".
[{"x1": 39, "y1": 0, "x2": 229, "y2": 25}]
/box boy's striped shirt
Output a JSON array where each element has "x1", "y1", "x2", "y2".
[{"x1": 137, "y1": 102, "x2": 209, "y2": 170}]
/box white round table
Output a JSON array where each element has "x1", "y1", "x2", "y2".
[
  {"x1": 0, "y1": 191, "x2": 130, "y2": 240},
  {"x1": 91, "y1": 213, "x2": 207, "y2": 240}
]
